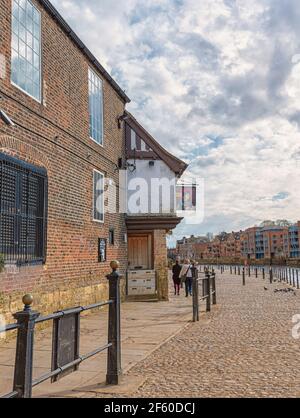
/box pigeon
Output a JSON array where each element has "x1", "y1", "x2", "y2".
[
  {"x1": 264, "y1": 287, "x2": 268, "y2": 291},
  {"x1": 273, "y1": 288, "x2": 297, "y2": 295}
]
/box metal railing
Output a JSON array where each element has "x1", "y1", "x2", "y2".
[
  {"x1": 192, "y1": 268, "x2": 217, "y2": 322},
  {"x1": 214, "y1": 264, "x2": 300, "y2": 289},
  {"x1": 0, "y1": 261, "x2": 122, "y2": 398}
]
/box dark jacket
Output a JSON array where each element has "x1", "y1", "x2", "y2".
[{"x1": 172, "y1": 264, "x2": 182, "y2": 282}]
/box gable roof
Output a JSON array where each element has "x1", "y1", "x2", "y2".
[
  {"x1": 125, "y1": 112, "x2": 188, "y2": 176},
  {"x1": 39, "y1": 0, "x2": 130, "y2": 104}
]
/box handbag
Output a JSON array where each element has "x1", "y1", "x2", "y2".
[{"x1": 180, "y1": 265, "x2": 190, "y2": 284}]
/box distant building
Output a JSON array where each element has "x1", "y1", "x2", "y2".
[
  {"x1": 289, "y1": 222, "x2": 300, "y2": 258},
  {"x1": 177, "y1": 221, "x2": 300, "y2": 262},
  {"x1": 176, "y1": 235, "x2": 209, "y2": 260}
]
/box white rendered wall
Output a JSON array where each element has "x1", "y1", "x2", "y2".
[{"x1": 127, "y1": 159, "x2": 177, "y2": 215}]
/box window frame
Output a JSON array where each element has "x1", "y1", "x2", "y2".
[
  {"x1": 0, "y1": 153, "x2": 48, "y2": 266},
  {"x1": 10, "y1": 0, "x2": 42, "y2": 103},
  {"x1": 109, "y1": 228, "x2": 115, "y2": 246},
  {"x1": 93, "y1": 169, "x2": 105, "y2": 223},
  {"x1": 88, "y1": 67, "x2": 104, "y2": 146}
]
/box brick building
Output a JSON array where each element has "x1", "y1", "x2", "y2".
[
  {"x1": 124, "y1": 113, "x2": 187, "y2": 301},
  {"x1": 176, "y1": 222, "x2": 300, "y2": 263},
  {"x1": 262, "y1": 226, "x2": 289, "y2": 260},
  {"x1": 221, "y1": 232, "x2": 241, "y2": 258},
  {"x1": 241, "y1": 226, "x2": 291, "y2": 261},
  {"x1": 0, "y1": 0, "x2": 131, "y2": 320},
  {"x1": 289, "y1": 222, "x2": 300, "y2": 258},
  {"x1": 240, "y1": 227, "x2": 259, "y2": 260},
  {"x1": 0, "y1": 0, "x2": 188, "y2": 318},
  {"x1": 176, "y1": 236, "x2": 209, "y2": 260}
]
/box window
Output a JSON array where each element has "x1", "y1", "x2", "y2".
[
  {"x1": 0, "y1": 153, "x2": 47, "y2": 265},
  {"x1": 11, "y1": 0, "x2": 41, "y2": 101},
  {"x1": 89, "y1": 68, "x2": 103, "y2": 145},
  {"x1": 93, "y1": 170, "x2": 104, "y2": 222},
  {"x1": 109, "y1": 228, "x2": 115, "y2": 245}
]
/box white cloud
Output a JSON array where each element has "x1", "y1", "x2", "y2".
[{"x1": 51, "y1": 0, "x2": 300, "y2": 239}]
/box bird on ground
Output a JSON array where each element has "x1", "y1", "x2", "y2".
[
  {"x1": 274, "y1": 288, "x2": 297, "y2": 295},
  {"x1": 264, "y1": 287, "x2": 268, "y2": 291}
]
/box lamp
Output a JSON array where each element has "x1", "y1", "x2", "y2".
[
  {"x1": 117, "y1": 112, "x2": 130, "y2": 129},
  {"x1": 0, "y1": 109, "x2": 15, "y2": 126}
]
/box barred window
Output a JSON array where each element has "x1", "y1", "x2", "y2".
[
  {"x1": 93, "y1": 170, "x2": 104, "y2": 222},
  {"x1": 0, "y1": 153, "x2": 47, "y2": 265},
  {"x1": 11, "y1": 0, "x2": 41, "y2": 101},
  {"x1": 89, "y1": 68, "x2": 104, "y2": 145},
  {"x1": 109, "y1": 228, "x2": 115, "y2": 245}
]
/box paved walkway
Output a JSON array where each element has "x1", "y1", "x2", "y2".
[
  {"x1": 1, "y1": 270, "x2": 300, "y2": 398},
  {"x1": 110, "y1": 270, "x2": 300, "y2": 398},
  {"x1": 0, "y1": 279, "x2": 193, "y2": 398}
]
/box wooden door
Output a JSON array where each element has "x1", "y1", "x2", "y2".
[{"x1": 128, "y1": 235, "x2": 151, "y2": 269}]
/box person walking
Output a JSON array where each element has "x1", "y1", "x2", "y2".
[
  {"x1": 180, "y1": 259, "x2": 193, "y2": 297},
  {"x1": 172, "y1": 259, "x2": 182, "y2": 296},
  {"x1": 185, "y1": 260, "x2": 194, "y2": 297}
]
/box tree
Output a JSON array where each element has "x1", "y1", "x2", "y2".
[
  {"x1": 260, "y1": 220, "x2": 275, "y2": 228},
  {"x1": 275, "y1": 219, "x2": 292, "y2": 227}
]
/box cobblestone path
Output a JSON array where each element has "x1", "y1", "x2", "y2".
[{"x1": 121, "y1": 272, "x2": 300, "y2": 398}]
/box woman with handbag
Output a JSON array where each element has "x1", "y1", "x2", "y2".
[{"x1": 180, "y1": 260, "x2": 193, "y2": 297}]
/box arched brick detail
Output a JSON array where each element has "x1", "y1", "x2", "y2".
[{"x1": 0, "y1": 135, "x2": 50, "y2": 171}]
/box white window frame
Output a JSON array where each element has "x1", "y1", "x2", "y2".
[
  {"x1": 93, "y1": 169, "x2": 105, "y2": 223},
  {"x1": 11, "y1": 0, "x2": 42, "y2": 103},
  {"x1": 88, "y1": 68, "x2": 104, "y2": 146}
]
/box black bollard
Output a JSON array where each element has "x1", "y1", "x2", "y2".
[
  {"x1": 106, "y1": 261, "x2": 122, "y2": 385},
  {"x1": 13, "y1": 295, "x2": 40, "y2": 398}
]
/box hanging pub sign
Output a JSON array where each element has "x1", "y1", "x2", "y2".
[
  {"x1": 98, "y1": 238, "x2": 107, "y2": 263},
  {"x1": 176, "y1": 182, "x2": 197, "y2": 211}
]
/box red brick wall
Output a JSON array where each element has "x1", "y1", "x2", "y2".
[{"x1": 0, "y1": 0, "x2": 127, "y2": 312}]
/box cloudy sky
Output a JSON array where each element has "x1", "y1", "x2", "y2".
[{"x1": 52, "y1": 0, "x2": 300, "y2": 243}]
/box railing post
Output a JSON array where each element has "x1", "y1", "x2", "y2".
[
  {"x1": 211, "y1": 269, "x2": 217, "y2": 305},
  {"x1": 13, "y1": 295, "x2": 40, "y2": 398},
  {"x1": 192, "y1": 267, "x2": 199, "y2": 322},
  {"x1": 293, "y1": 270, "x2": 295, "y2": 288},
  {"x1": 106, "y1": 260, "x2": 122, "y2": 385},
  {"x1": 205, "y1": 272, "x2": 211, "y2": 312},
  {"x1": 255, "y1": 268, "x2": 258, "y2": 278},
  {"x1": 242, "y1": 267, "x2": 246, "y2": 286},
  {"x1": 262, "y1": 268, "x2": 265, "y2": 280},
  {"x1": 269, "y1": 267, "x2": 273, "y2": 284}
]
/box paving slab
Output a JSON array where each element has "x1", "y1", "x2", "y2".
[
  {"x1": 114, "y1": 270, "x2": 300, "y2": 398},
  {"x1": 0, "y1": 276, "x2": 192, "y2": 398}
]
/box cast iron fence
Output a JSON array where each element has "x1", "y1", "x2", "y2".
[
  {"x1": 192, "y1": 268, "x2": 217, "y2": 322},
  {"x1": 0, "y1": 264, "x2": 122, "y2": 398},
  {"x1": 215, "y1": 264, "x2": 300, "y2": 289}
]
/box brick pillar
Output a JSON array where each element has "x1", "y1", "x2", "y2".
[{"x1": 153, "y1": 229, "x2": 169, "y2": 301}]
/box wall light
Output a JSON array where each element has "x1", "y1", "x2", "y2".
[{"x1": 0, "y1": 109, "x2": 15, "y2": 127}]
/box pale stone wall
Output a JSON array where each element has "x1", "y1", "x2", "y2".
[
  {"x1": 1, "y1": 279, "x2": 126, "y2": 323},
  {"x1": 154, "y1": 230, "x2": 169, "y2": 301}
]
